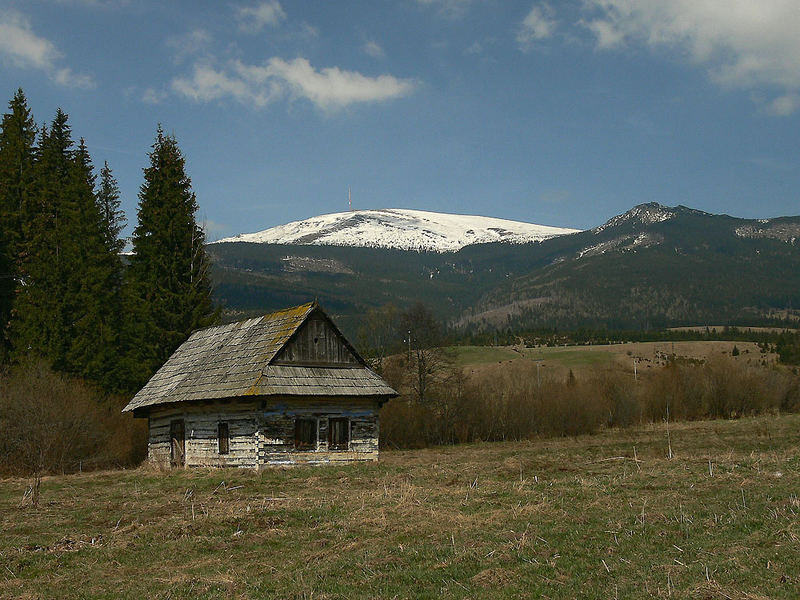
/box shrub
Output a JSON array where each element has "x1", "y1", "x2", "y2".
[
  {"x1": 380, "y1": 354, "x2": 800, "y2": 449},
  {"x1": 0, "y1": 361, "x2": 146, "y2": 478}
]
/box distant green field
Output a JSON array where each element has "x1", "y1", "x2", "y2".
[
  {"x1": 451, "y1": 345, "x2": 615, "y2": 369},
  {"x1": 449, "y1": 345, "x2": 522, "y2": 366},
  {"x1": 536, "y1": 347, "x2": 615, "y2": 368}
]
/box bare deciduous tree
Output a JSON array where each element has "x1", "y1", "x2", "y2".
[{"x1": 401, "y1": 302, "x2": 453, "y2": 404}]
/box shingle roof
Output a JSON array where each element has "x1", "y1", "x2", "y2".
[{"x1": 122, "y1": 302, "x2": 396, "y2": 413}]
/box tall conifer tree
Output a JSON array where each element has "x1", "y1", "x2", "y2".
[
  {"x1": 0, "y1": 89, "x2": 37, "y2": 357},
  {"x1": 90, "y1": 161, "x2": 128, "y2": 389},
  {"x1": 63, "y1": 140, "x2": 124, "y2": 385},
  {"x1": 12, "y1": 110, "x2": 73, "y2": 365},
  {"x1": 0, "y1": 223, "x2": 11, "y2": 362},
  {"x1": 125, "y1": 126, "x2": 217, "y2": 385},
  {"x1": 97, "y1": 161, "x2": 126, "y2": 256}
]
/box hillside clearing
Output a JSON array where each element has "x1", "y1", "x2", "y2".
[{"x1": 2, "y1": 414, "x2": 799, "y2": 599}]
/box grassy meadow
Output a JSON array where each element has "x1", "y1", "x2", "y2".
[
  {"x1": 2, "y1": 414, "x2": 799, "y2": 599},
  {"x1": 452, "y1": 341, "x2": 778, "y2": 379}
]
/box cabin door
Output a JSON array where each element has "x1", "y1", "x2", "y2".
[{"x1": 170, "y1": 419, "x2": 185, "y2": 467}]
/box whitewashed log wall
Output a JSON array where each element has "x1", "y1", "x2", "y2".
[{"x1": 147, "y1": 396, "x2": 380, "y2": 469}]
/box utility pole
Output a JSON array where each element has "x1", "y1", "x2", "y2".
[{"x1": 532, "y1": 358, "x2": 543, "y2": 389}]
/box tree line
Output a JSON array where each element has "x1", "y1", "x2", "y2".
[{"x1": 0, "y1": 89, "x2": 217, "y2": 393}]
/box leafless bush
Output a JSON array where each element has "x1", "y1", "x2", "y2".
[
  {"x1": 380, "y1": 355, "x2": 800, "y2": 449},
  {"x1": 0, "y1": 361, "x2": 146, "y2": 480},
  {"x1": 594, "y1": 370, "x2": 642, "y2": 428},
  {"x1": 382, "y1": 361, "x2": 607, "y2": 448}
]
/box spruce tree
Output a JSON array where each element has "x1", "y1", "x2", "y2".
[
  {"x1": 0, "y1": 89, "x2": 37, "y2": 357},
  {"x1": 0, "y1": 223, "x2": 11, "y2": 363},
  {"x1": 97, "y1": 161, "x2": 126, "y2": 255},
  {"x1": 12, "y1": 110, "x2": 74, "y2": 366},
  {"x1": 63, "y1": 140, "x2": 125, "y2": 385},
  {"x1": 125, "y1": 126, "x2": 217, "y2": 386},
  {"x1": 90, "y1": 161, "x2": 128, "y2": 389}
]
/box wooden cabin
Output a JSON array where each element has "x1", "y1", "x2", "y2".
[{"x1": 122, "y1": 302, "x2": 397, "y2": 468}]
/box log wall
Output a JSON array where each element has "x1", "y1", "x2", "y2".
[{"x1": 147, "y1": 396, "x2": 380, "y2": 468}]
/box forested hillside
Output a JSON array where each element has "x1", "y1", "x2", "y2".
[
  {"x1": 210, "y1": 203, "x2": 800, "y2": 334},
  {"x1": 468, "y1": 204, "x2": 800, "y2": 331}
]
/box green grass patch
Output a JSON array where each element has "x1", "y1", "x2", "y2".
[
  {"x1": 449, "y1": 345, "x2": 523, "y2": 366},
  {"x1": 450, "y1": 345, "x2": 616, "y2": 369},
  {"x1": 536, "y1": 347, "x2": 615, "y2": 368}
]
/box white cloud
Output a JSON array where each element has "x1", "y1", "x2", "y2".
[
  {"x1": 464, "y1": 37, "x2": 497, "y2": 56},
  {"x1": 765, "y1": 94, "x2": 800, "y2": 117},
  {"x1": 0, "y1": 11, "x2": 94, "y2": 88},
  {"x1": 416, "y1": 0, "x2": 475, "y2": 19},
  {"x1": 55, "y1": 67, "x2": 94, "y2": 89},
  {"x1": 267, "y1": 58, "x2": 415, "y2": 110},
  {"x1": 236, "y1": 1, "x2": 286, "y2": 33},
  {"x1": 583, "y1": 0, "x2": 800, "y2": 115},
  {"x1": 0, "y1": 12, "x2": 60, "y2": 70},
  {"x1": 518, "y1": 4, "x2": 557, "y2": 49},
  {"x1": 172, "y1": 63, "x2": 277, "y2": 107},
  {"x1": 172, "y1": 58, "x2": 416, "y2": 111},
  {"x1": 583, "y1": 18, "x2": 623, "y2": 49},
  {"x1": 363, "y1": 40, "x2": 385, "y2": 59},
  {"x1": 167, "y1": 28, "x2": 212, "y2": 63},
  {"x1": 298, "y1": 22, "x2": 319, "y2": 39},
  {"x1": 142, "y1": 87, "x2": 168, "y2": 104}
]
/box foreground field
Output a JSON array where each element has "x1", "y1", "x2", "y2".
[{"x1": 2, "y1": 415, "x2": 799, "y2": 599}]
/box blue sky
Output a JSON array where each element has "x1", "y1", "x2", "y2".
[{"x1": 1, "y1": 0, "x2": 799, "y2": 239}]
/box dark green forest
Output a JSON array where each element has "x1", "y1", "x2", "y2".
[
  {"x1": 0, "y1": 90, "x2": 217, "y2": 393},
  {"x1": 0, "y1": 89, "x2": 219, "y2": 477}
]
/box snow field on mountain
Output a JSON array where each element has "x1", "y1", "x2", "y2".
[{"x1": 215, "y1": 208, "x2": 579, "y2": 252}]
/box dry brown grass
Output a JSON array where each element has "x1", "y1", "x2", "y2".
[
  {"x1": 1, "y1": 414, "x2": 799, "y2": 599},
  {"x1": 464, "y1": 340, "x2": 779, "y2": 381}
]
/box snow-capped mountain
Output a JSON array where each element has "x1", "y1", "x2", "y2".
[
  {"x1": 209, "y1": 202, "x2": 800, "y2": 331},
  {"x1": 214, "y1": 208, "x2": 579, "y2": 252},
  {"x1": 592, "y1": 202, "x2": 712, "y2": 234}
]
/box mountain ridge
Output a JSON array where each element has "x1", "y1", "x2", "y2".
[{"x1": 208, "y1": 202, "x2": 800, "y2": 334}]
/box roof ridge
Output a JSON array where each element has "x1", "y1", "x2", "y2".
[{"x1": 190, "y1": 301, "x2": 317, "y2": 335}]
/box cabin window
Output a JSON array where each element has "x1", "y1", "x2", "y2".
[
  {"x1": 294, "y1": 418, "x2": 317, "y2": 450},
  {"x1": 328, "y1": 417, "x2": 350, "y2": 450},
  {"x1": 218, "y1": 423, "x2": 229, "y2": 455}
]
